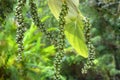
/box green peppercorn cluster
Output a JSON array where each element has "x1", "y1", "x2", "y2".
[
  {"x1": 29, "y1": 0, "x2": 55, "y2": 44},
  {"x1": 54, "y1": 2, "x2": 68, "y2": 80},
  {"x1": 82, "y1": 17, "x2": 95, "y2": 74},
  {"x1": 15, "y1": 0, "x2": 26, "y2": 62}
]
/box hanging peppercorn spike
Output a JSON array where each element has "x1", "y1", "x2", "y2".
[
  {"x1": 82, "y1": 17, "x2": 96, "y2": 74},
  {"x1": 54, "y1": 1, "x2": 68, "y2": 80},
  {"x1": 15, "y1": 0, "x2": 26, "y2": 62},
  {"x1": 29, "y1": 0, "x2": 57, "y2": 46}
]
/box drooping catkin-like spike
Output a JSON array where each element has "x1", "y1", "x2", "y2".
[
  {"x1": 82, "y1": 17, "x2": 95, "y2": 74},
  {"x1": 15, "y1": 0, "x2": 26, "y2": 62},
  {"x1": 54, "y1": 2, "x2": 68, "y2": 80},
  {"x1": 29, "y1": 0, "x2": 57, "y2": 45}
]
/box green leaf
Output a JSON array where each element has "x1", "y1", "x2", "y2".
[
  {"x1": 65, "y1": 15, "x2": 88, "y2": 58},
  {"x1": 48, "y1": 0, "x2": 84, "y2": 23},
  {"x1": 41, "y1": 15, "x2": 50, "y2": 22},
  {"x1": 48, "y1": 0, "x2": 88, "y2": 58}
]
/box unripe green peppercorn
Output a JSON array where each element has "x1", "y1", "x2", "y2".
[
  {"x1": 82, "y1": 17, "x2": 95, "y2": 74},
  {"x1": 15, "y1": 0, "x2": 26, "y2": 62},
  {"x1": 29, "y1": 0, "x2": 57, "y2": 46},
  {"x1": 54, "y1": 2, "x2": 68, "y2": 80}
]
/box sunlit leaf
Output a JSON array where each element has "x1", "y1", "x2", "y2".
[
  {"x1": 7, "y1": 55, "x2": 16, "y2": 66},
  {"x1": 41, "y1": 15, "x2": 50, "y2": 22},
  {"x1": 48, "y1": 0, "x2": 88, "y2": 58},
  {"x1": 48, "y1": 0, "x2": 84, "y2": 23},
  {"x1": 65, "y1": 16, "x2": 88, "y2": 58}
]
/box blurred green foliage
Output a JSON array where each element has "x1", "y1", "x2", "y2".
[{"x1": 0, "y1": 0, "x2": 120, "y2": 80}]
